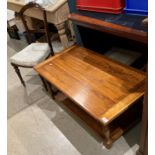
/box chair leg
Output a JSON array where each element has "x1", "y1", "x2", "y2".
[
  {"x1": 39, "y1": 75, "x2": 48, "y2": 92},
  {"x1": 11, "y1": 64, "x2": 26, "y2": 87}
]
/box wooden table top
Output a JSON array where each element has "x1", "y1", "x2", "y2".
[
  {"x1": 35, "y1": 45, "x2": 146, "y2": 125},
  {"x1": 7, "y1": 0, "x2": 67, "y2": 12}
]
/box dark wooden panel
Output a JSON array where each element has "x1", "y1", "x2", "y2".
[
  {"x1": 69, "y1": 13, "x2": 148, "y2": 44},
  {"x1": 137, "y1": 78, "x2": 148, "y2": 155}
]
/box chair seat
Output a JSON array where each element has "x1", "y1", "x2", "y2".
[{"x1": 10, "y1": 43, "x2": 51, "y2": 67}]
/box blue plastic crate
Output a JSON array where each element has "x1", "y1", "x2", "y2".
[{"x1": 124, "y1": 0, "x2": 148, "y2": 16}]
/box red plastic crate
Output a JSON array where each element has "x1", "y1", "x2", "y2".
[{"x1": 76, "y1": 0, "x2": 125, "y2": 14}]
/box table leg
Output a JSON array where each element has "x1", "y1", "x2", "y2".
[
  {"x1": 68, "y1": 21, "x2": 76, "y2": 41},
  {"x1": 102, "y1": 126, "x2": 113, "y2": 149},
  {"x1": 55, "y1": 22, "x2": 69, "y2": 48}
]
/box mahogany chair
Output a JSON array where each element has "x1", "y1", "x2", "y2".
[{"x1": 10, "y1": 2, "x2": 54, "y2": 87}]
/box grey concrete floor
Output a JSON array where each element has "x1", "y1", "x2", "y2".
[{"x1": 7, "y1": 34, "x2": 141, "y2": 155}]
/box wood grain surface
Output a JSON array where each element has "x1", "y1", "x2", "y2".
[
  {"x1": 68, "y1": 13, "x2": 148, "y2": 44},
  {"x1": 34, "y1": 45, "x2": 146, "y2": 125}
]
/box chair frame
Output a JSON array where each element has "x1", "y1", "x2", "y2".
[{"x1": 11, "y1": 2, "x2": 54, "y2": 88}]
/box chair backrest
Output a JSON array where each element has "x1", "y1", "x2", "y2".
[{"x1": 19, "y1": 2, "x2": 54, "y2": 56}]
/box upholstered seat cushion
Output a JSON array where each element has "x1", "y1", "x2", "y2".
[{"x1": 10, "y1": 43, "x2": 51, "y2": 66}]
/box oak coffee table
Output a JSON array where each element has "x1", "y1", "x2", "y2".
[{"x1": 34, "y1": 45, "x2": 146, "y2": 148}]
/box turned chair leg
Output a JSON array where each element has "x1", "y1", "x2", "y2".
[{"x1": 11, "y1": 63, "x2": 26, "y2": 87}]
